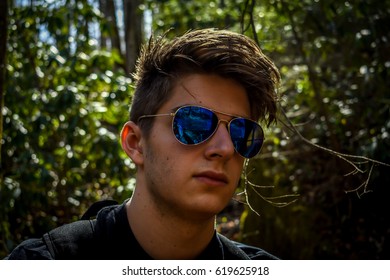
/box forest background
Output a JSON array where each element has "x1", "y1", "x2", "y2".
[{"x1": 0, "y1": 0, "x2": 389, "y2": 259}]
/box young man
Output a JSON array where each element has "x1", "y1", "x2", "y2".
[{"x1": 6, "y1": 29, "x2": 280, "y2": 259}]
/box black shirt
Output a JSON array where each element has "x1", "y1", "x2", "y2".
[{"x1": 6, "y1": 202, "x2": 278, "y2": 260}]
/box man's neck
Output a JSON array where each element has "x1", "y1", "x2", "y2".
[{"x1": 125, "y1": 189, "x2": 216, "y2": 259}]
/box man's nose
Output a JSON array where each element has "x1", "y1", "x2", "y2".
[{"x1": 204, "y1": 121, "x2": 236, "y2": 160}]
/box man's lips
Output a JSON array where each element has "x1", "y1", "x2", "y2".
[{"x1": 193, "y1": 171, "x2": 229, "y2": 186}]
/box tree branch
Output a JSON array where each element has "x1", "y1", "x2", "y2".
[{"x1": 278, "y1": 105, "x2": 390, "y2": 196}]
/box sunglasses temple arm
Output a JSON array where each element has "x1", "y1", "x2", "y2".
[{"x1": 137, "y1": 113, "x2": 173, "y2": 122}]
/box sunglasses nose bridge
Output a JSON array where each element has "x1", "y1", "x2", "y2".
[
  {"x1": 217, "y1": 118, "x2": 230, "y2": 126},
  {"x1": 213, "y1": 118, "x2": 237, "y2": 147},
  {"x1": 215, "y1": 118, "x2": 232, "y2": 136}
]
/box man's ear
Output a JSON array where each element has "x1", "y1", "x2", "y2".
[{"x1": 120, "y1": 121, "x2": 144, "y2": 165}]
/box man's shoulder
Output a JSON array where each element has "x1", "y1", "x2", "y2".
[
  {"x1": 217, "y1": 233, "x2": 279, "y2": 260},
  {"x1": 5, "y1": 219, "x2": 97, "y2": 260},
  {"x1": 233, "y1": 241, "x2": 279, "y2": 260},
  {"x1": 6, "y1": 201, "x2": 121, "y2": 260},
  {"x1": 5, "y1": 238, "x2": 52, "y2": 260}
]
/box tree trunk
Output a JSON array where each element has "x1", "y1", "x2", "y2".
[
  {"x1": 98, "y1": 0, "x2": 107, "y2": 48},
  {"x1": 0, "y1": 2, "x2": 9, "y2": 251},
  {"x1": 123, "y1": 0, "x2": 143, "y2": 75},
  {"x1": 99, "y1": 0, "x2": 122, "y2": 55},
  {"x1": 0, "y1": 0, "x2": 8, "y2": 168},
  {"x1": 106, "y1": 0, "x2": 122, "y2": 54}
]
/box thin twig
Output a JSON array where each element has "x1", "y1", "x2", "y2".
[{"x1": 278, "y1": 105, "x2": 389, "y2": 195}]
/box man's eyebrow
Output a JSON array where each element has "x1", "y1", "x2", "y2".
[
  {"x1": 170, "y1": 104, "x2": 193, "y2": 113},
  {"x1": 170, "y1": 106, "x2": 182, "y2": 113},
  {"x1": 169, "y1": 104, "x2": 252, "y2": 120}
]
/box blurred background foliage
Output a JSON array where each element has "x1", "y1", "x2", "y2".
[{"x1": 1, "y1": 0, "x2": 389, "y2": 259}]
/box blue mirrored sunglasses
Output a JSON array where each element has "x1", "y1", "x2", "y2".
[{"x1": 138, "y1": 105, "x2": 264, "y2": 159}]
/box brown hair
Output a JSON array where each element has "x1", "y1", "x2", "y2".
[{"x1": 130, "y1": 28, "x2": 280, "y2": 136}]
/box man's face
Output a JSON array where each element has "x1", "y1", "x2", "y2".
[{"x1": 139, "y1": 74, "x2": 251, "y2": 220}]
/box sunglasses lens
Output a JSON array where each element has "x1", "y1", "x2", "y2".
[
  {"x1": 173, "y1": 106, "x2": 218, "y2": 145},
  {"x1": 230, "y1": 118, "x2": 264, "y2": 158},
  {"x1": 172, "y1": 106, "x2": 264, "y2": 158}
]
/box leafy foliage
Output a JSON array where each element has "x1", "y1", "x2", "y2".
[
  {"x1": 1, "y1": 0, "x2": 389, "y2": 259},
  {"x1": 237, "y1": 0, "x2": 390, "y2": 259},
  {"x1": 1, "y1": 1, "x2": 135, "y2": 255}
]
